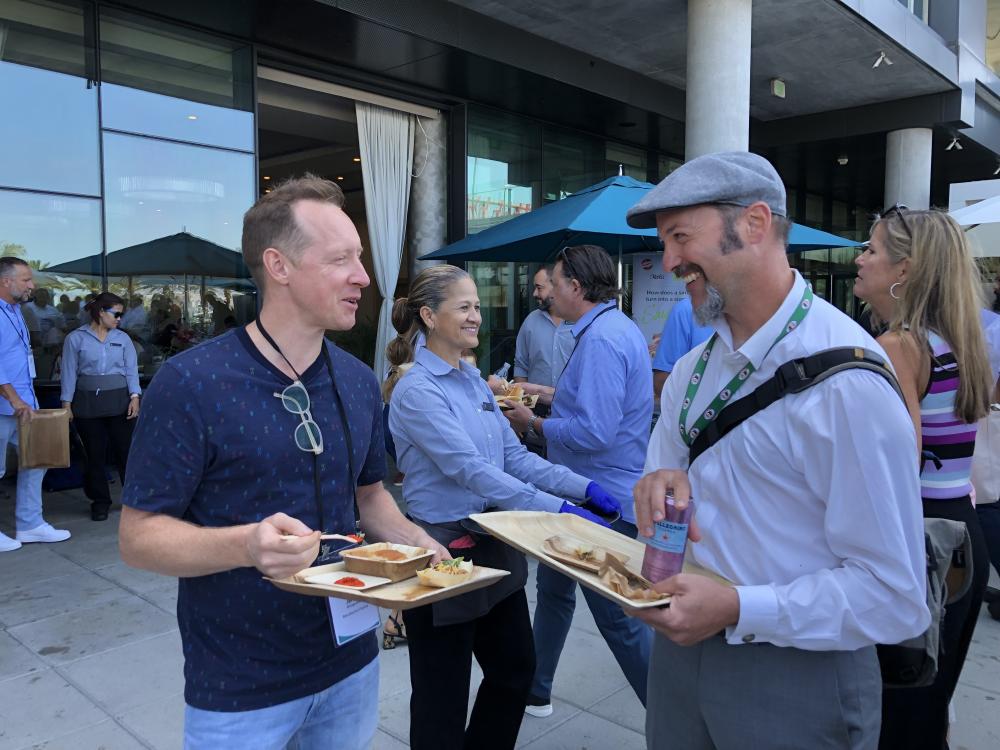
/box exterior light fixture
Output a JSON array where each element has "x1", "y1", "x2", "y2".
[
  {"x1": 946, "y1": 137, "x2": 963, "y2": 151},
  {"x1": 352, "y1": 157, "x2": 361, "y2": 163},
  {"x1": 263, "y1": 175, "x2": 271, "y2": 181},
  {"x1": 336, "y1": 175, "x2": 344, "y2": 181},
  {"x1": 836, "y1": 155, "x2": 849, "y2": 166},
  {"x1": 769, "y1": 78, "x2": 786, "y2": 99},
  {"x1": 872, "y1": 51, "x2": 893, "y2": 68}
]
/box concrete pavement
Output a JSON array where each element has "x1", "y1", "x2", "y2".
[{"x1": 1, "y1": 483, "x2": 998, "y2": 749}]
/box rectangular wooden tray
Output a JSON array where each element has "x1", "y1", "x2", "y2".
[
  {"x1": 269, "y1": 561, "x2": 509, "y2": 610},
  {"x1": 469, "y1": 511, "x2": 730, "y2": 610}
]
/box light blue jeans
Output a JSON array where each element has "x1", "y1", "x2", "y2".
[
  {"x1": 184, "y1": 659, "x2": 379, "y2": 750},
  {"x1": 531, "y1": 519, "x2": 652, "y2": 704},
  {"x1": 0, "y1": 414, "x2": 46, "y2": 531}
]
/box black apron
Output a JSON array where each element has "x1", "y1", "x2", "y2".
[{"x1": 411, "y1": 517, "x2": 527, "y2": 627}]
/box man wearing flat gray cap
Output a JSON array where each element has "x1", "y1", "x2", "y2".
[{"x1": 628, "y1": 151, "x2": 928, "y2": 749}]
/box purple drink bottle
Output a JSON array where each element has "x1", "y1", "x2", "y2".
[{"x1": 641, "y1": 493, "x2": 695, "y2": 583}]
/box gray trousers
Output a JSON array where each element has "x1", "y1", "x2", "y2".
[{"x1": 646, "y1": 634, "x2": 881, "y2": 750}]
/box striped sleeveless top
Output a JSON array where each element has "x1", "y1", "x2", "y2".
[{"x1": 919, "y1": 331, "x2": 977, "y2": 500}]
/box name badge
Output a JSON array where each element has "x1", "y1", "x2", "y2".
[
  {"x1": 482, "y1": 400, "x2": 496, "y2": 412},
  {"x1": 27, "y1": 355, "x2": 36, "y2": 379},
  {"x1": 327, "y1": 597, "x2": 380, "y2": 646}
]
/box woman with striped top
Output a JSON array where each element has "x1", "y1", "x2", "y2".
[{"x1": 855, "y1": 207, "x2": 992, "y2": 749}]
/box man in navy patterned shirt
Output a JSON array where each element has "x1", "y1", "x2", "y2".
[{"x1": 119, "y1": 175, "x2": 447, "y2": 749}]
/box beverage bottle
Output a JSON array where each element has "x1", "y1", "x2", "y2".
[{"x1": 640, "y1": 494, "x2": 695, "y2": 583}]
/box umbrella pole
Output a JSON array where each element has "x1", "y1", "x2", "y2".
[{"x1": 617, "y1": 242, "x2": 623, "y2": 311}]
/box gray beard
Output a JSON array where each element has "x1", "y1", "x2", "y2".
[{"x1": 692, "y1": 283, "x2": 725, "y2": 327}]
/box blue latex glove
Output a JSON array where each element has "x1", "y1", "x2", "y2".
[
  {"x1": 560, "y1": 500, "x2": 610, "y2": 527},
  {"x1": 584, "y1": 481, "x2": 621, "y2": 516}
]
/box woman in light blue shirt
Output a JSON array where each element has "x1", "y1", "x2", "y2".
[
  {"x1": 387, "y1": 265, "x2": 618, "y2": 750},
  {"x1": 60, "y1": 292, "x2": 141, "y2": 521}
]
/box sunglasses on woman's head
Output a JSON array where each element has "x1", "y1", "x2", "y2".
[{"x1": 881, "y1": 204, "x2": 913, "y2": 239}]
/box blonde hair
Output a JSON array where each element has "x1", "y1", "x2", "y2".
[
  {"x1": 873, "y1": 209, "x2": 992, "y2": 423},
  {"x1": 381, "y1": 265, "x2": 471, "y2": 402}
]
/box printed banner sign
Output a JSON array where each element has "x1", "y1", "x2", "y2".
[{"x1": 631, "y1": 253, "x2": 687, "y2": 344}]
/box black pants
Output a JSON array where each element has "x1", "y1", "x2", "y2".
[
  {"x1": 406, "y1": 589, "x2": 534, "y2": 750},
  {"x1": 880, "y1": 497, "x2": 990, "y2": 749},
  {"x1": 75, "y1": 414, "x2": 134, "y2": 509}
]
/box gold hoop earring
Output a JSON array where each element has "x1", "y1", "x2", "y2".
[{"x1": 889, "y1": 282, "x2": 903, "y2": 300}]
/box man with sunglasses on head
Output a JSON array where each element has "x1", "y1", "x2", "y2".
[
  {"x1": 503, "y1": 244, "x2": 653, "y2": 717},
  {"x1": 119, "y1": 175, "x2": 447, "y2": 750},
  {"x1": 626, "y1": 152, "x2": 928, "y2": 749}
]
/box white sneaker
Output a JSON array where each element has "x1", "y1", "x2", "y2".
[
  {"x1": 0, "y1": 531, "x2": 21, "y2": 552},
  {"x1": 16, "y1": 523, "x2": 71, "y2": 544},
  {"x1": 524, "y1": 697, "x2": 553, "y2": 718}
]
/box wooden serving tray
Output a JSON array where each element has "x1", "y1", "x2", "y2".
[
  {"x1": 269, "y1": 561, "x2": 509, "y2": 610},
  {"x1": 469, "y1": 511, "x2": 730, "y2": 610}
]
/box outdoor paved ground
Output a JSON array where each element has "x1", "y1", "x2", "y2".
[{"x1": 1, "y1": 481, "x2": 999, "y2": 749}]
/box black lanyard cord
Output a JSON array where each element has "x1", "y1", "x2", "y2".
[
  {"x1": 557, "y1": 304, "x2": 615, "y2": 385},
  {"x1": 254, "y1": 320, "x2": 359, "y2": 533}
]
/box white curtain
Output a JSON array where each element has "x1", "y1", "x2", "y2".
[{"x1": 355, "y1": 101, "x2": 415, "y2": 383}]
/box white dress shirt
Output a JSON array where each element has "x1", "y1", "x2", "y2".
[{"x1": 646, "y1": 271, "x2": 929, "y2": 650}]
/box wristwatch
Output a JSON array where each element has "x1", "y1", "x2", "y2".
[{"x1": 527, "y1": 414, "x2": 540, "y2": 438}]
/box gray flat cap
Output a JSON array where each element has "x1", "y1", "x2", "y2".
[{"x1": 626, "y1": 151, "x2": 787, "y2": 229}]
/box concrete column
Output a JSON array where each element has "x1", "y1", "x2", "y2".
[
  {"x1": 884, "y1": 128, "x2": 933, "y2": 209},
  {"x1": 407, "y1": 113, "x2": 446, "y2": 277},
  {"x1": 686, "y1": 0, "x2": 752, "y2": 159}
]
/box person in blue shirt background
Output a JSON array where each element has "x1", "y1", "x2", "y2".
[
  {"x1": 388, "y1": 264, "x2": 619, "y2": 750},
  {"x1": 652, "y1": 295, "x2": 714, "y2": 404},
  {"x1": 60, "y1": 291, "x2": 141, "y2": 521},
  {"x1": 0, "y1": 257, "x2": 71, "y2": 552},
  {"x1": 504, "y1": 244, "x2": 653, "y2": 718}
]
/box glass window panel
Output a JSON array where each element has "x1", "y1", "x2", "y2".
[
  {"x1": 0, "y1": 60, "x2": 99, "y2": 194},
  {"x1": 988, "y1": 2, "x2": 1000, "y2": 75},
  {"x1": 101, "y1": 83, "x2": 254, "y2": 151},
  {"x1": 99, "y1": 8, "x2": 252, "y2": 111},
  {"x1": 0, "y1": 188, "x2": 102, "y2": 379},
  {"x1": 468, "y1": 108, "x2": 540, "y2": 234},
  {"x1": 102, "y1": 132, "x2": 256, "y2": 358},
  {"x1": 542, "y1": 126, "x2": 603, "y2": 202},
  {"x1": 0, "y1": 0, "x2": 89, "y2": 78},
  {"x1": 657, "y1": 155, "x2": 683, "y2": 182}
]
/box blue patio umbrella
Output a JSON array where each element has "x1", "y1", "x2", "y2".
[{"x1": 419, "y1": 175, "x2": 859, "y2": 263}]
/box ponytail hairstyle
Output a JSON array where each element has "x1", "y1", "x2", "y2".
[
  {"x1": 873, "y1": 209, "x2": 992, "y2": 424},
  {"x1": 381, "y1": 265, "x2": 472, "y2": 402}
]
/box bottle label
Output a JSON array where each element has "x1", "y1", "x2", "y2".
[{"x1": 648, "y1": 520, "x2": 688, "y2": 554}]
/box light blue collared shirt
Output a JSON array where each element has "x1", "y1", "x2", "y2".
[
  {"x1": 0, "y1": 299, "x2": 37, "y2": 414},
  {"x1": 545, "y1": 300, "x2": 653, "y2": 524},
  {"x1": 514, "y1": 309, "x2": 575, "y2": 386},
  {"x1": 389, "y1": 347, "x2": 591, "y2": 524},
  {"x1": 60, "y1": 325, "x2": 141, "y2": 403}
]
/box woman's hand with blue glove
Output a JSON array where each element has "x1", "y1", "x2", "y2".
[
  {"x1": 584, "y1": 481, "x2": 621, "y2": 516},
  {"x1": 559, "y1": 501, "x2": 610, "y2": 527}
]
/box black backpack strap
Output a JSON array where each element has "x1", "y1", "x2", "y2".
[{"x1": 688, "y1": 347, "x2": 904, "y2": 467}]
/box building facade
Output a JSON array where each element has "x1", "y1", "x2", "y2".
[{"x1": 2, "y1": 0, "x2": 998, "y2": 376}]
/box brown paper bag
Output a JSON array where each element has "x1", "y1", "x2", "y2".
[{"x1": 18, "y1": 409, "x2": 70, "y2": 469}]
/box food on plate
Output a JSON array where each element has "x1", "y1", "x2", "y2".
[
  {"x1": 541, "y1": 534, "x2": 628, "y2": 572},
  {"x1": 597, "y1": 554, "x2": 668, "y2": 602},
  {"x1": 347, "y1": 544, "x2": 418, "y2": 561},
  {"x1": 333, "y1": 576, "x2": 366, "y2": 588},
  {"x1": 416, "y1": 557, "x2": 474, "y2": 588}
]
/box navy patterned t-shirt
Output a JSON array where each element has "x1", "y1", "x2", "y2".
[{"x1": 122, "y1": 327, "x2": 384, "y2": 711}]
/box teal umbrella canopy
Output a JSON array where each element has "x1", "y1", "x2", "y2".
[{"x1": 420, "y1": 175, "x2": 860, "y2": 262}]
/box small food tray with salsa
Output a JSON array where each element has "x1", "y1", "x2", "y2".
[
  {"x1": 268, "y1": 543, "x2": 509, "y2": 610},
  {"x1": 470, "y1": 511, "x2": 730, "y2": 610}
]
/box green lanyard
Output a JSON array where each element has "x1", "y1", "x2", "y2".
[{"x1": 678, "y1": 285, "x2": 814, "y2": 446}]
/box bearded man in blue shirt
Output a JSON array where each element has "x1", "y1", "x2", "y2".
[{"x1": 504, "y1": 244, "x2": 653, "y2": 717}]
